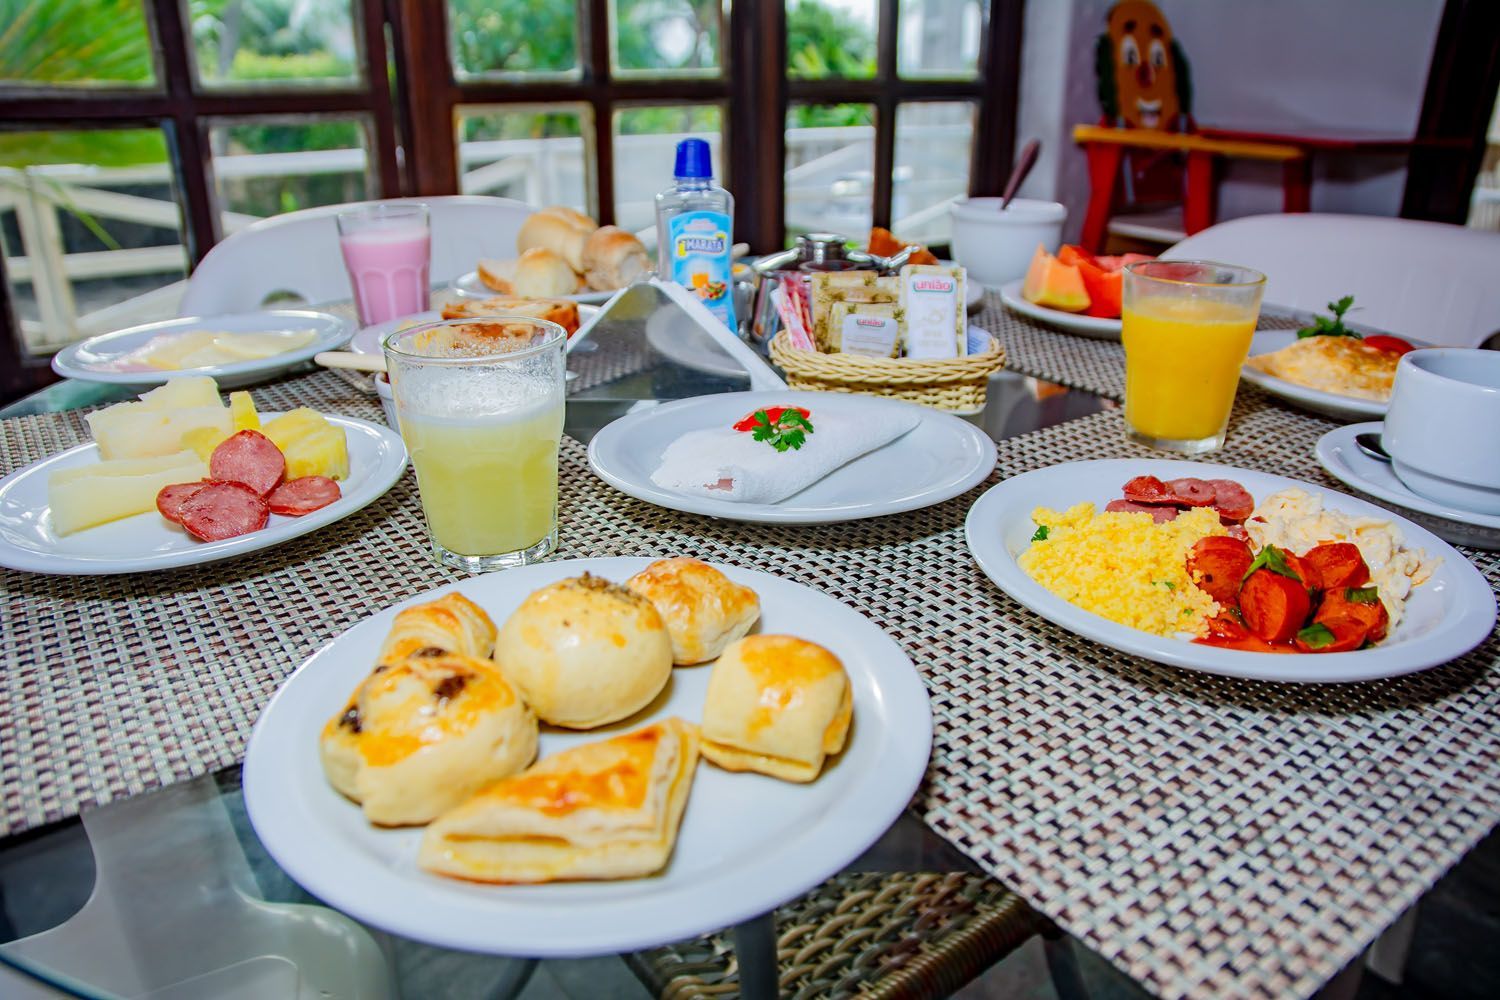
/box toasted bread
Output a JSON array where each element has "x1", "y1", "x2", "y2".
[{"x1": 440, "y1": 295, "x2": 580, "y2": 336}]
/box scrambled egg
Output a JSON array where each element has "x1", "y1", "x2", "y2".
[
  {"x1": 1019, "y1": 503, "x2": 1227, "y2": 637},
  {"x1": 1246, "y1": 488, "x2": 1438, "y2": 629},
  {"x1": 1244, "y1": 337, "x2": 1399, "y2": 400}
]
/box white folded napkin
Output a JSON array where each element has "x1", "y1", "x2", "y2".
[{"x1": 650, "y1": 407, "x2": 920, "y2": 504}]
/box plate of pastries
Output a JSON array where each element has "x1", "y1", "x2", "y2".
[
  {"x1": 243, "y1": 556, "x2": 932, "y2": 955},
  {"x1": 450, "y1": 206, "x2": 653, "y2": 304}
]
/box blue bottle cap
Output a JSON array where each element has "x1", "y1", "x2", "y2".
[{"x1": 673, "y1": 138, "x2": 713, "y2": 179}]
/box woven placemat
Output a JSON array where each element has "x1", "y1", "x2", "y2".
[
  {"x1": 3, "y1": 370, "x2": 1497, "y2": 1000},
  {"x1": 974, "y1": 291, "x2": 1303, "y2": 401}
]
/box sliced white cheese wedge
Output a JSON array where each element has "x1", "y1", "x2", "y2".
[{"x1": 48, "y1": 451, "x2": 207, "y2": 536}]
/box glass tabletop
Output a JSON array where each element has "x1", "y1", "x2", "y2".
[{"x1": 0, "y1": 290, "x2": 1108, "y2": 998}]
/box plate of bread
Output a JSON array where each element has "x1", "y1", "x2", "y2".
[
  {"x1": 451, "y1": 206, "x2": 653, "y2": 304},
  {"x1": 349, "y1": 302, "x2": 598, "y2": 356},
  {"x1": 243, "y1": 556, "x2": 932, "y2": 956}
]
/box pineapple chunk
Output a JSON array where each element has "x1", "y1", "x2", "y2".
[
  {"x1": 181, "y1": 425, "x2": 232, "y2": 463},
  {"x1": 229, "y1": 391, "x2": 260, "y2": 431},
  {"x1": 138, "y1": 376, "x2": 222, "y2": 410},
  {"x1": 48, "y1": 451, "x2": 207, "y2": 536},
  {"x1": 87, "y1": 405, "x2": 232, "y2": 460},
  {"x1": 263, "y1": 408, "x2": 349, "y2": 480}
]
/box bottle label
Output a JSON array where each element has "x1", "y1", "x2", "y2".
[{"x1": 667, "y1": 210, "x2": 736, "y2": 328}]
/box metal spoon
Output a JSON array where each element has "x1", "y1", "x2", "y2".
[{"x1": 1355, "y1": 431, "x2": 1391, "y2": 463}]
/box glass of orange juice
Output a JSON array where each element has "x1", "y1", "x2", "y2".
[
  {"x1": 384, "y1": 317, "x2": 567, "y2": 572},
  {"x1": 1121, "y1": 260, "x2": 1266, "y2": 454}
]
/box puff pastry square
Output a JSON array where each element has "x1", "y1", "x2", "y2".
[
  {"x1": 699, "y1": 635, "x2": 851, "y2": 783},
  {"x1": 418, "y1": 717, "x2": 700, "y2": 883}
]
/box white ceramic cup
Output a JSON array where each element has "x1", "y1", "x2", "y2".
[
  {"x1": 949, "y1": 197, "x2": 1066, "y2": 288},
  {"x1": 1382, "y1": 348, "x2": 1500, "y2": 515}
]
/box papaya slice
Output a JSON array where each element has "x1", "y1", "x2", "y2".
[{"x1": 1021, "y1": 245, "x2": 1091, "y2": 313}]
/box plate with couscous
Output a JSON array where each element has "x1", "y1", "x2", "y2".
[{"x1": 964, "y1": 459, "x2": 1495, "y2": 683}]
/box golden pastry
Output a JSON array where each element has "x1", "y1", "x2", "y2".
[
  {"x1": 625, "y1": 557, "x2": 760, "y2": 665},
  {"x1": 699, "y1": 635, "x2": 851, "y2": 782},
  {"x1": 418, "y1": 717, "x2": 700, "y2": 883},
  {"x1": 1245, "y1": 336, "x2": 1399, "y2": 401},
  {"x1": 494, "y1": 573, "x2": 673, "y2": 729},
  {"x1": 319, "y1": 651, "x2": 538, "y2": 826},
  {"x1": 377, "y1": 592, "x2": 497, "y2": 664}
]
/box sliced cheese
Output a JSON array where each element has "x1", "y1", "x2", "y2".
[{"x1": 48, "y1": 452, "x2": 207, "y2": 536}]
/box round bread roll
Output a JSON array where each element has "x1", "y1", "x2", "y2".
[
  {"x1": 319, "y1": 651, "x2": 539, "y2": 826},
  {"x1": 699, "y1": 635, "x2": 852, "y2": 783},
  {"x1": 626, "y1": 557, "x2": 760, "y2": 665},
  {"x1": 512, "y1": 247, "x2": 581, "y2": 297},
  {"x1": 581, "y1": 225, "x2": 652, "y2": 291},
  {"x1": 516, "y1": 206, "x2": 596, "y2": 272},
  {"x1": 495, "y1": 573, "x2": 673, "y2": 729}
]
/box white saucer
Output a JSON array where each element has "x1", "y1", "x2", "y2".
[{"x1": 1316, "y1": 422, "x2": 1500, "y2": 551}]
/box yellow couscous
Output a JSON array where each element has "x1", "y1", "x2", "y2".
[{"x1": 1018, "y1": 503, "x2": 1227, "y2": 637}]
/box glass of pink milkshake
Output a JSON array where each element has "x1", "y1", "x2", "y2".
[{"x1": 336, "y1": 203, "x2": 431, "y2": 326}]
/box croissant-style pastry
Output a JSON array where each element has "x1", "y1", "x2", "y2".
[{"x1": 377, "y1": 592, "x2": 497, "y2": 664}]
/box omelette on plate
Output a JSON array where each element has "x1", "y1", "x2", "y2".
[{"x1": 1245, "y1": 336, "x2": 1400, "y2": 401}]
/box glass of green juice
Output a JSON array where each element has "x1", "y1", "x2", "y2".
[{"x1": 383, "y1": 317, "x2": 567, "y2": 572}]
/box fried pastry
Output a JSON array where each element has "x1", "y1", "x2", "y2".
[
  {"x1": 494, "y1": 573, "x2": 673, "y2": 729},
  {"x1": 319, "y1": 651, "x2": 538, "y2": 826},
  {"x1": 377, "y1": 592, "x2": 497, "y2": 664},
  {"x1": 699, "y1": 635, "x2": 852, "y2": 783},
  {"x1": 625, "y1": 557, "x2": 760, "y2": 665},
  {"x1": 418, "y1": 717, "x2": 700, "y2": 883}
]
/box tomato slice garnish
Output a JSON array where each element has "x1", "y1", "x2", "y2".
[
  {"x1": 733, "y1": 406, "x2": 811, "y2": 432},
  {"x1": 1362, "y1": 335, "x2": 1416, "y2": 356}
]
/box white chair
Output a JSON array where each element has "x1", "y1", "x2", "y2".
[
  {"x1": 1163, "y1": 213, "x2": 1500, "y2": 347},
  {"x1": 178, "y1": 195, "x2": 535, "y2": 316}
]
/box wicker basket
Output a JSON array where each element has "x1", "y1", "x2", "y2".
[{"x1": 768, "y1": 331, "x2": 1006, "y2": 413}]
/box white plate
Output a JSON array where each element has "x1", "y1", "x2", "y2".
[
  {"x1": 587, "y1": 391, "x2": 997, "y2": 524},
  {"x1": 0, "y1": 414, "x2": 407, "y2": 575},
  {"x1": 1316, "y1": 423, "x2": 1500, "y2": 551},
  {"x1": 963, "y1": 458, "x2": 1495, "y2": 683},
  {"x1": 998, "y1": 279, "x2": 1121, "y2": 340},
  {"x1": 51, "y1": 310, "x2": 352, "y2": 389},
  {"x1": 242, "y1": 556, "x2": 932, "y2": 956},
  {"x1": 449, "y1": 270, "x2": 615, "y2": 304},
  {"x1": 1239, "y1": 330, "x2": 1428, "y2": 421},
  {"x1": 350, "y1": 307, "x2": 601, "y2": 356}
]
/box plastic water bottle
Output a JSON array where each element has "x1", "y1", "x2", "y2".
[{"x1": 655, "y1": 138, "x2": 736, "y2": 330}]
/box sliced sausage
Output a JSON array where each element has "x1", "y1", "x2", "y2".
[
  {"x1": 1121, "y1": 475, "x2": 1173, "y2": 504},
  {"x1": 266, "y1": 476, "x2": 341, "y2": 516},
  {"x1": 1104, "y1": 498, "x2": 1179, "y2": 522},
  {"x1": 1316, "y1": 586, "x2": 1389, "y2": 643},
  {"x1": 156, "y1": 481, "x2": 207, "y2": 525},
  {"x1": 209, "y1": 430, "x2": 285, "y2": 497},
  {"x1": 1240, "y1": 568, "x2": 1311, "y2": 643},
  {"x1": 1186, "y1": 535, "x2": 1254, "y2": 606},
  {"x1": 1294, "y1": 615, "x2": 1370, "y2": 653},
  {"x1": 1280, "y1": 551, "x2": 1322, "y2": 592},
  {"x1": 177, "y1": 481, "x2": 269, "y2": 542},
  {"x1": 1165, "y1": 477, "x2": 1216, "y2": 507},
  {"x1": 1207, "y1": 479, "x2": 1255, "y2": 522},
  {"x1": 1302, "y1": 542, "x2": 1371, "y2": 590}
]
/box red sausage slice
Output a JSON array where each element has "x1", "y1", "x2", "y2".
[
  {"x1": 177, "y1": 481, "x2": 269, "y2": 542},
  {"x1": 1207, "y1": 479, "x2": 1255, "y2": 523},
  {"x1": 266, "y1": 476, "x2": 341, "y2": 516},
  {"x1": 1186, "y1": 535, "x2": 1254, "y2": 607},
  {"x1": 209, "y1": 430, "x2": 286, "y2": 496},
  {"x1": 156, "y1": 481, "x2": 207, "y2": 525},
  {"x1": 1121, "y1": 475, "x2": 1172, "y2": 504},
  {"x1": 1240, "y1": 568, "x2": 1311, "y2": 643},
  {"x1": 1165, "y1": 477, "x2": 1216, "y2": 506},
  {"x1": 1104, "y1": 498, "x2": 1179, "y2": 522}
]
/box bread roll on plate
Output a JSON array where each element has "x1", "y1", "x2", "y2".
[
  {"x1": 495, "y1": 572, "x2": 673, "y2": 729},
  {"x1": 626, "y1": 557, "x2": 760, "y2": 665},
  {"x1": 581, "y1": 225, "x2": 651, "y2": 291},
  {"x1": 319, "y1": 650, "x2": 538, "y2": 826},
  {"x1": 512, "y1": 247, "x2": 584, "y2": 297},
  {"x1": 419, "y1": 717, "x2": 699, "y2": 883},
  {"x1": 476, "y1": 257, "x2": 517, "y2": 294},
  {"x1": 378, "y1": 592, "x2": 497, "y2": 664},
  {"x1": 699, "y1": 635, "x2": 852, "y2": 782},
  {"x1": 516, "y1": 206, "x2": 595, "y2": 272}
]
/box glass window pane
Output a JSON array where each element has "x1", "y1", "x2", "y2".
[
  {"x1": 0, "y1": 128, "x2": 185, "y2": 353},
  {"x1": 449, "y1": 0, "x2": 580, "y2": 79},
  {"x1": 785, "y1": 103, "x2": 875, "y2": 243},
  {"x1": 786, "y1": 0, "x2": 876, "y2": 80},
  {"x1": 456, "y1": 106, "x2": 591, "y2": 217},
  {"x1": 892, "y1": 102, "x2": 974, "y2": 245},
  {"x1": 208, "y1": 117, "x2": 373, "y2": 233},
  {"x1": 191, "y1": 0, "x2": 360, "y2": 89},
  {"x1": 897, "y1": 0, "x2": 987, "y2": 79},
  {"x1": 0, "y1": 0, "x2": 156, "y2": 89},
  {"x1": 613, "y1": 105, "x2": 724, "y2": 241},
  {"x1": 611, "y1": 0, "x2": 723, "y2": 76}
]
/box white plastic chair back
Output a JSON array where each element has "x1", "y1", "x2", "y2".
[
  {"x1": 178, "y1": 195, "x2": 534, "y2": 316},
  {"x1": 1164, "y1": 213, "x2": 1500, "y2": 347}
]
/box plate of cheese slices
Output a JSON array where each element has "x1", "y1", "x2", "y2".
[{"x1": 243, "y1": 556, "x2": 932, "y2": 956}]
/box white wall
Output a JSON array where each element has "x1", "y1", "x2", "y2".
[{"x1": 1015, "y1": 0, "x2": 1445, "y2": 242}]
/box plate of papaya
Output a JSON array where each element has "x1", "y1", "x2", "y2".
[{"x1": 997, "y1": 245, "x2": 1151, "y2": 340}]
